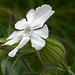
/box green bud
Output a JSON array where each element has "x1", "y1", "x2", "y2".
[
  {"x1": 40, "y1": 69, "x2": 56, "y2": 75},
  {"x1": 39, "y1": 39, "x2": 66, "y2": 66}
]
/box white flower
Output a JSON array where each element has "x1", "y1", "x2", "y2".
[{"x1": 4, "y1": 4, "x2": 55, "y2": 57}]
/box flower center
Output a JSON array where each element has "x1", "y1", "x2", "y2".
[{"x1": 24, "y1": 26, "x2": 31, "y2": 36}]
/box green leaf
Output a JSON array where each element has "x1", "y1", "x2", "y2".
[
  {"x1": 0, "y1": 25, "x2": 7, "y2": 37},
  {"x1": 0, "y1": 7, "x2": 12, "y2": 14},
  {"x1": 6, "y1": 61, "x2": 18, "y2": 75},
  {"x1": 1, "y1": 57, "x2": 9, "y2": 75},
  {"x1": 0, "y1": 50, "x2": 7, "y2": 60},
  {"x1": 11, "y1": 51, "x2": 36, "y2": 70}
]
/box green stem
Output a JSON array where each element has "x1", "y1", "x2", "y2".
[
  {"x1": 68, "y1": 69, "x2": 75, "y2": 75},
  {"x1": 61, "y1": 62, "x2": 69, "y2": 75},
  {"x1": 36, "y1": 51, "x2": 45, "y2": 66},
  {"x1": 22, "y1": 59, "x2": 33, "y2": 74}
]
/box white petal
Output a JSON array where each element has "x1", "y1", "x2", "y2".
[
  {"x1": 4, "y1": 36, "x2": 22, "y2": 45},
  {"x1": 17, "y1": 36, "x2": 30, "y2": 49},
  {"x1": 8, "y1": 48, "x2": 18, "y2": 57},
  {"x1": 4, "y1": 31, "x2": 24, "y2": 45},
  {"x1": 7, "y1": 31, "x2": 19, "y2": 40},
  {"x1": 15, "y1": 18, "x2": 28, "y2": 30},
  {"x1": 33, "y1": 24, "x2": 49, "y2": 39},
  {"x1": 26, "y1": 9, "x2": 35, "y2": 24},
  {"x1": 30, "y1": 34, "x2": 45, "y2": 50},
  {"x1": 8, "y1": 36, "x2": 30, "y2": 57},
  {"x1": 31, "y1": 4, "x2": 55, "y2": 29}
]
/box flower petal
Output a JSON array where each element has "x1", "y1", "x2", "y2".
[
  {"x1": 4, "y1": 31, "x2": 24, "y2": 45},
  {"x1": 33, "y1": 24, "x2": 49, "y2": 39},
  {"x1": 16, "y1": 36, "x2": 30, "y2": 49},
  {"x1": 30, "y1": 34, "x2": 45, "y2": 50},
  {"x1": 8, "y1": 36, "x2": 30, "y2": 57},
  {"x1": 26, "y1": 9, "x2": 35, "y2": 24},
  {"x1": 31, "y1": 4, "x2": 55, "y2": 29},
  {"x1": 4, "y1": 36, "x2": 22, "y2": 45},
  {"x1": 8, "y1": 47, "x2": 18, "y2": 57},
  {"x1": 15, "y1": 18, "x2": 28, "y2": 30},
  {"x1": 7, "y1": 31, "x2": 19, "y2": 40}
]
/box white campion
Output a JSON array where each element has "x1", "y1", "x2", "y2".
[{"x1": 4, "y1": 4, "x2": 55, "y2": 57}]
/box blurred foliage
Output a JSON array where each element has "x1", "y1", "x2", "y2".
[{"x1": 0, "y1": 0, "x2": 75, "y2": 75}]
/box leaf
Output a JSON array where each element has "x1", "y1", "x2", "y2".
[
  {"x1": 6, "y1": 61, "x2": 18, "y2": 75},
  {"x1": 0, "y1": 25, "x2": 7, "y2": 37},
  {"x1": 0, "y1": 50, "x2": 7, "y2": 60},
  {"x1": 1, "y1": 57, "x2": 9, "y2": 75},
  {"x1": 0, "y1": 7, "x2": 12, "y2": 14},
  {"x1": 11, "y1": 51, "x2": 36, "y2": 70}
]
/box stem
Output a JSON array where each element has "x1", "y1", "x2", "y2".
[
  {"x1": 61, "y1": 62, "x2": 69, "y2": 75},
  {"x1": 36, "y1": 51, "x2": 45, "y2": 66},
  {"x1": 22, "y1": 59, "x2": 33, "y2": 73},
  {"x1": 68, "y1": 69, "x2": 75, "y2": 75}
]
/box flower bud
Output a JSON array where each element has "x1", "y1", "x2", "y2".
[
  {"x1": 39, "y1": 39, "x2": 66, "y2": 66},
  {"x1": 40, "y1": 69, "x2": 56, "y2": 75}
]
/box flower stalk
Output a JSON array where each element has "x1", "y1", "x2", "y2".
[
  {"x1": 61, "y1": 62, "x2": 69, "y2": 75},
  {"x1": 22, "y1": 59, "x2": 34, "y2": 74}
]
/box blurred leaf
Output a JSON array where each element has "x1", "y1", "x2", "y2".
[
  {"x1": 6, "y1": 61, "x2": 18, "y2": 75},
  {"x1": 0, "y1": 50, "x2": 7, "y2": 60},
  {"x1": 0, "y1": 24, "x2": 7, "y2": 37},
  {"x1": 56, "y1": 1, "x2": 75, "y2": 10},
  {"x1": 1, "y1": 57, "x2": 9, "y2": 75},
  {"x1": 0, "y1": 7, "x2": 12, "y2": 14},
  {"x1": 11, "y1": 51, "x2": 36, "y2": 70}
]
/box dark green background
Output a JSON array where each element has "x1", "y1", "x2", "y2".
[{"x1": 0, "y1": 0, "x2": 75, "y2": 75}]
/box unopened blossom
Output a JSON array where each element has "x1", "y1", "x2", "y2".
[{"x1": 4, "y1": 4, "x2": 55, "y2": 57}]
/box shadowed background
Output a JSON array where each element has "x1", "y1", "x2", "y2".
[{"x1": 0, "y1": 0, "x2": 75, "y2": 75}]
